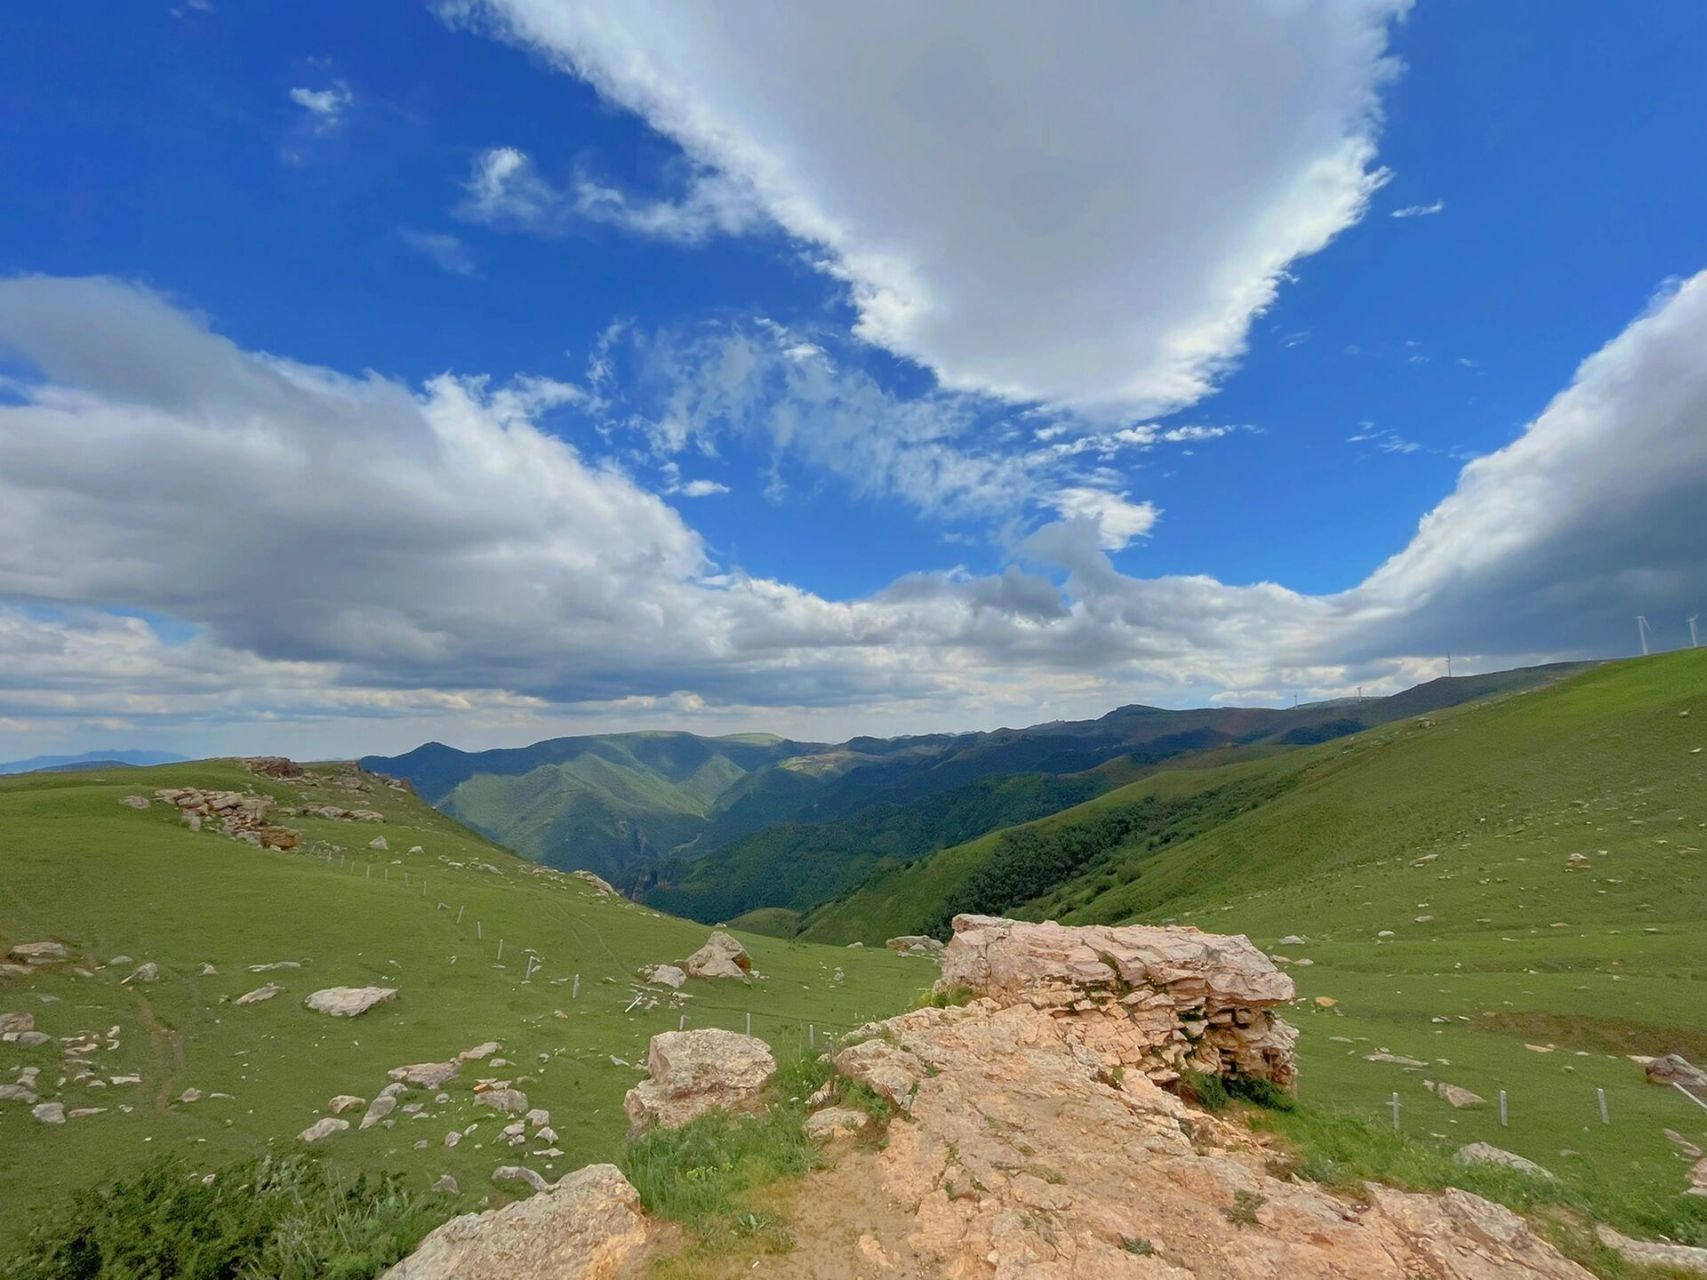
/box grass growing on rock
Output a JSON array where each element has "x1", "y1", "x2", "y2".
[{"x1": 619, "y1": 1053, "x2": 835, "y2": 1257}]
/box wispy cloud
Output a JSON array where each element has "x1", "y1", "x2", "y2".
[
  {"x1": 1347, "y1": 423, "x2": 1421, "y2": 454},
  {"x1": 401, "y1": 229, "x2": 477, "y2": 277},
  {"x1": 673, "y1": 479, "x2": 730, "y2": 498},
  {"x1": 288, "y1": 83, "x2": 352, "y2": 132},
  {"x1": 1390, "y1": 199, "x2": 1445, "y2": 219}
]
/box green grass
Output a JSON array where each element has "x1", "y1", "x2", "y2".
[
  {"x1": 1052, "y1": 651, "x2": 1707, "y2": 1227},
  {"x1": 0, "y1": 761, "x2": 921, "y2": 1255}
]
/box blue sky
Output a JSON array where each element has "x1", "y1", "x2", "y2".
[{"x1": 0, "y1": 2, "x2": 1703, "y2": 758}]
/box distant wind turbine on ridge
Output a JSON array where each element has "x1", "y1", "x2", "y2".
[
  {"x1": 1636, "y1": 615, "x2": 1652, "y2": 656},
  {"x1": 1690, "y1": 614, "x2": 1700, "y2": 649}
]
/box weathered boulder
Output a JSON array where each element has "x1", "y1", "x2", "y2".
[
  {"x1": 640, "y1": 964, "x2": 686, "y2": 989},
  {"x1": 369, "y1": 836, "x2": 389, "y2": 850},
  {"x1": 234, "y1": 983, "x2": 280, "y2": 1006},
  {"x1": 623, "y1": 1029, "x2": 775, "y2": 1136},
  {"x1": 805, "y1": 1106, "x2": 870, "y2": 1141},
  {"x1": 241, "y1": 756, "x2": 303, "y2": 779},
  {"x1": 304, "y1": 986, "x2": 397, "y2": 1017},
  {"x1": 10, "y1": 941, "x2": 68, "y2": 965},
  {"x1": 382, "y1": 1163, "x2": 650, "y2": 1280},
  {"x1": 1595, "y1": 1225, "x2": 1707, "y2": 1275},
  {"x1": 1646, "y1": 1053, "x2": 1707, "y2": 1091},
  {"x1": 122, "y1": 962, "x2": 160, "y2": 985},
  {"x1": 389, "y1": 1060, "x2": 460, "y2": 1089},
  {"x1": 328, "y1": 1094, "x2": 366, "y2": 1114},
  {"x1": 299, "y1": 1117, "x2": 349, "y2": 1143},
  {"x1": 493, "y1": 1165, "x2": 549, "y2": 1193},
  {"x1": 887, "y1": 935, "x2": 945, "y2": 957},
  {"x1": 0, "y1": 1084, "x2": 39, "y2": 1105},
  {"x1": 1454, "y1": 1143, "x2": 1554, "y2": 1179},
  {"x1": 0, "y1": 1011, "x2": 33, "y2": 1035},
  {"x1": 936, "y1": 914, "x2": 1298, "y2": 1088},
  {"x1": 459, "y1": 1041, "x2": 501, "y2": 1061},
  {"x1": 1429, "y1": 1082, "x2": 1487, "y2": 1109},
  {"x1": 833, "y1": 1038, "x2": 929, "y2": 1111},
  {"x1": 684, "y1": 931, "x2": 750, "y2": 980},
  {"x1": 33, "y1": 1102, "x2": 66, "y2": 1125},
  {"x1": 474, "y1": 1087, "x2": 530, "y2": 1115},
  {"x1": 360, "y1": 1095, "x2": 397, "y2": 1129}
]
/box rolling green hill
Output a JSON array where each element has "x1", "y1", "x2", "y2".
[
  {"x1": 0, "y1": 759, "x2": 922, "y2": 1252},
  {"x1": 367, "y1": 663, "x2": 1593, "y2": 916},
  {"x1": 804, "y1": 651, "x2": 1707, "y2": 1219}
]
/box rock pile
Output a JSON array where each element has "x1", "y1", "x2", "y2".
[
  {"x1": 571, "y1": 870, "x2": 619, "y2": 897},
  {"x1": 241, "y1": 756, "x2": 304, "y2": 779},
  {"x1": 152, "y1": 787, "x2": 296, "y2": 847},
  {"x1": 296, "y1": 803, "x2": 386, "y2": 822},
  {"x1": 887, "y1": 935, "x2": 945, "y2": 957},
  {"x1": 623, "y1": 1028, "x2": 775, "y2": 1136},
  {"x1": 936, "y1": 913, "x2": 1298, "y2": 1088}
]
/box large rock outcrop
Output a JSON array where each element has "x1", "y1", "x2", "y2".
[
  {"x1": 762, "y1": 991, "x2": 1592, "y2": 1278},
  {"x1": 623, "y1": 1029, "x2": 775, "y2": 1136},
  {"x1": 937, "y1": 914, "x2": 1298, "y2": 1088},
  {"x1": 382, "y1": 1163, "x2": 651, "y2": 1279}
]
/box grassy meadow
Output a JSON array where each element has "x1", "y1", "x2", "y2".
[{"x1": 0, "y1": 760, "x2": 923, "y2": 1252}]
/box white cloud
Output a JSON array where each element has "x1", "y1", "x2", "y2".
[
  {"x1": 1390, "y1": 199, "x2": 1446, "y2": 218},
  {"x1": 0, "y1": 272, "x2": 1703, "y2": 756},
  {"x1": 288, "y1": 83, "x2": 352, "y2": 131},
  {"x1": 458, "y1": 146, "x2": 764, "y2": 245},
  {"x1": 401, "y1": 229, "x2": 477, "y2": 277},
  {"x1": 443, "y1": 0, "x2": 1406, "y2": 414},
  {"x1": 674, "y1": 479, "x2": 729, "y2": 498},
  {"x1": 1043, "y1": 489, "x2": 1158, "y2": 551}
]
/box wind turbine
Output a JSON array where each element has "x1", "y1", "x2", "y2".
[
  {"x1": 1690, "y1": 615, "x2": 1700, "y2": 648},
  {"x1": 1637, "y1": 615, "x2": 1652, "y2": 656}
]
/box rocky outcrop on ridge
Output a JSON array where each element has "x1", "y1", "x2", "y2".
[
  {"x1": 684, "y1": 930, "x2": 751, "y2": 980},
  {"x1": 755, "y1": 922, "x2": 1593, "y2": 1279},
  {"x1": 937, "y1": 913, "x2": 1298, "y2": 1088}
]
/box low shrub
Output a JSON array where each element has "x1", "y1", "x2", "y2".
[{"x1": 1, "y1": 1153, "x2": 440, "y2": 1280}]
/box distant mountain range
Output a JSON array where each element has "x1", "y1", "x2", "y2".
[
  {"x1": 0, "y1": 749, "x2": 188, "y2": 776},
  {"x1": 363, "y1": 661, "x2": 1595, "y2": 922}
]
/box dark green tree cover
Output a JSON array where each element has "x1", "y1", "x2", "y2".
[{"x1": 922, "y1": 777, "x2": 1293, "y2": 938}]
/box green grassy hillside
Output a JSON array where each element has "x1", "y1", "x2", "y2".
[
  {"x1": 1058, "y1": 653, "x2": 1707, "y2": 1219},
  {"x1": 0, "y1": 760, "x2": 922, "y2": 1252}
]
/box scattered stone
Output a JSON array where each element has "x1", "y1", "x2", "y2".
[
  {"x1": 571, "y1": 870, "x2": 619, "y2": 897},
  {"x1": 1278, "y1": 934, "x2": 1308, "y2": 947},
  {"x1": 458, "y1": 1041, "x2": 501, "y2": 1061},
  {"x1": 639, "y1": 964, "x2": 686, "y2": 990},
  {"x1": 33, "y1": 1102, "x2": 66, "y2": 1124},
  {"x1": 120, "y1": 961, "x2": 160, "y2": 985},
  {"x1": 1595, "y1": 1226, "x2": 1707, "y2": 1275},
  {"x1": 431, "y1": 1174, "x2": 459, "y2": 1195},
  {"x1": 249, "y1": 960, "x2": 301, "y2": 972},
  {"x1": 178, "y1": 1088, "x2": 203, "y2": 1104},
  {"x1": 846, "y1": 941, "x2": 864, "y2": 949},
  {"x1": 1567, "y1": 852, "x2": 1591, "y2": 869},
  {"x1": 1429, "y1": 1082, "x2": 1487, "y2": 1108},
  {"x1": 304, "y1": 986, "x2": 397, "y2": 1017},
  {"x1": 234, "y1": 983, "x2": 281, "y2": 1006},
  {"x1": 361, "y1": 1095, "x2": 398, "y2": 1129},
  {"x1": 683, "y1": 931, "x2": 751, "y2": 980},
  {"x1": 1377, "y1": 930, "x2": 1396, "y2": 939},
  {"x1": 525, "y1": 1108, "x2": 550, "y2": 1127},
  {"x1": 389, "y1": 1061, "x2": 460, "y2": 1089},
  {"x1": 382, "y1": 1164, "x2": 649, "y2": 1279},
  {"x1": 0, "y1": 1012, "x2": 33, "y2": 1035},
  {"x1": 68, "y1": 1107, "x2": 107, "y2": 1119},
  {"x1": 1366, "y1": 1052, "x2": 1427, "y2": 1068},
  {"x1": 328, "y1": 1094, "x2": 366, "y2": 1114},
  {"x1": 501, "y1": 1121, "x2": 527, "y2": 1147},
  {"x1": 10, "y1": 942, "x2": 69, "y2": 965},
  {"x1": 623, "y1": 1029, "x2": 775, "y2": 1136},
  {"x1": 1646, "y1": 1054, "x2": 1707, "y2": 1091},
  {"x1": 1314, "y1": 996, "x2": 1338, "y2": 1008},
  {"x1": 369, "y1": 836, "x2": 389, "y2": 851},
  {"x1": 0, "y1": 1084, "x2": 38, "y2": 1104},
  {"x1": 118, "y1": 795, "x2": 150, "y2": 810},
  {"x1": 474, "y1": 1088, "x2": 530, "y2": 1116},
  {"x1": 444, "y1": 1130, "x2": 461, "y2": 1148},
  {"x1": 886, "y1": 935, "x2": 945, "y2": 957},
  {"x1": 1455, "y1": 1143, "x2": 1555, "y2": 1179},
  {"x1": 11, "y1": 1030, "x2": 50, "y2": 1047},
  {"x1": 492, "y1": 1165, "x2": 549, "y2": 1194},
  {"x1": 299, "y1": 1117, "x2": 349, "y2": 1143},
  {"x1": 805, "y1": 1106, "x2": 870, "y2": 1141},
  {"x1": 535, "y1": 1125, "x2": 558, "y2": 1143}
]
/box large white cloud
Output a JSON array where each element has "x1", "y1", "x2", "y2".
[
  {"x1": 0, "y1": 271, "x2": 1703, "y2": 756},
  {"x1": 445, "y1": 0, "x2": 1405, "y2": 415}
]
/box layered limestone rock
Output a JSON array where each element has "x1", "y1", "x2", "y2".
[
  {"x1": 382, "y1": 1163, "x2": 652, "y2": 1279},
  {"x1": 623, "y1": 1029, "x2": 775, "y2": 1136},
  {"x1": 937, "y1": 913, "x2": 1298, "y2": 1087}
]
